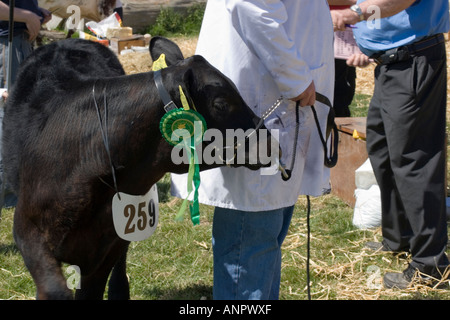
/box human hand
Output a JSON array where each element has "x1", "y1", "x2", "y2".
[
  {"x1": 23, "y1": 10, "x2": 42, "y2": 41},
  {"x1": 331, "y1": 10, "x2": 346, "y2": 31},
  {"x1": 346, "y1": 53, "x2": 371, "y2": 67},
  {"x1": 40, "y1": 8, "x2": 52, "y2": 25},
  {"x1": 290, "y1": 81, "x2": 316, "y2": 107},
  {"x1": 1, "y1": 90, "x2": 8, "y2": 102},
  {"x1": 331, "y1": 8, "x2": 360, "y2": 30}
]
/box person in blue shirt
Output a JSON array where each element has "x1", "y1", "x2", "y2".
[{"x1": 332, "y1": 0, "x2": 449, "y2": 289}]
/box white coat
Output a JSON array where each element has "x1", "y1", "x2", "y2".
[{"x1": 171, "y1": 0, "x2": 335, "y2": 212}]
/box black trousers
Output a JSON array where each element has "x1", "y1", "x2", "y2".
[
  {"x1": 366, "y1": 40, "x2": 449, "y2": 276},
  {"x1": 333, "y1": 59, "x2": 355, "y2": 117}
]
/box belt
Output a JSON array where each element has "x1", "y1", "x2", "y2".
[{"x1": 372, "y1": 33, "x2": 445, "y2": 65}]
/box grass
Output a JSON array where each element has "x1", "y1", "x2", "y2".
[
  {"x1": 0, "y1": 208, "x2": 34, "y2": 300},
  {"x1": 348, "y1": 93, "x2": 372, "y2": 117},
  {"x1": 1, "y1": 189, "x2": 448, "y2": 300}
]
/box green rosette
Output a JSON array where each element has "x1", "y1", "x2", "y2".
[
  {"x1": 159, "y1": 108, "x2": 207, "y2": 225},
  {"x1": 159, "y1": 108, "x2": 207, "y2": 147}
]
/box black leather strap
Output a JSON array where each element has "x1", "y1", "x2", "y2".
[{"x1": 153, "y1": 69, "x2": 177, "y2": 112}]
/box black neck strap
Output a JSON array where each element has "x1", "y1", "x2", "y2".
[{"x1": 153, "y1": 69, "x2": 177, "y2": 112}]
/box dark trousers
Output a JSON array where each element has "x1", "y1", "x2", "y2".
[
  {"x1": 366, "y1": 40, "x2": 449, "y2": 276},
  {"x1": 333, "y1": 59, "x2": 355, "y2": 117}
]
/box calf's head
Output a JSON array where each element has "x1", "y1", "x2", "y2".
[{"x1": 150, "y1": 37, "x2": 280, "y2": 171}]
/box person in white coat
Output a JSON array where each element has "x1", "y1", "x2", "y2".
[{"x1": 171, "y1": 0, "x2": 335, "y2": 299}]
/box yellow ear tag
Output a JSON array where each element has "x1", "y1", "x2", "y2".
[
  {"x1": 179, "y1": 85, "x2": 191, "y2": 111},
  {"x1": 152, "y1": 53, "x2": 168, "y2": 71}
]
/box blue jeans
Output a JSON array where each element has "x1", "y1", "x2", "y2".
[
  {"x1": 212, "y1": 205, "x2": 294, "y2": 300},
  {"x1": 0, "y1": 33, "x2": 33, "y2": 88},
  {"x1": 0, "y1": 33, "x2": 29, "y2": 208}
]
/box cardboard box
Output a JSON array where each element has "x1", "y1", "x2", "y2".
[
  {"x1": 330, "y1": 117, "x2": 368, "y2": 206},
  {"x1": 110, "y1": 35, "x2": 145, "y2": 54},
  {"x1": 106, "y1": 27, "x2": 133, "y2": 39}
]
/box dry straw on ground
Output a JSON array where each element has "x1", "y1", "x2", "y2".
[
  {"x1": 283, "y1": 212, "x2": 449, "y2": 300},
  {"x1": 118, "y1": 37, "x2": 198, "y2": 74}
]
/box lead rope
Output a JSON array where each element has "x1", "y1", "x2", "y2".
[
  {"x1": 282, "y1": 102, "x2": 311, "y2": 299},
  {"x1": 306, "y1": 194, "x2": 311, "y2": 300},
  {"x1": 92, "y1": 83, "x2": 121, "y2": 200},
  {"x1": 284, "y1": 99, "x2": 338, "y2": 301}
]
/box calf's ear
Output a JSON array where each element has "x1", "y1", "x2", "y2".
[{"x1": 149, "y1": 36, "x2": 184, "y2": 66}]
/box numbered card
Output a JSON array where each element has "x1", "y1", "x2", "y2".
[
  {"x1": 112, "y1": 185, "x2": 159, "y2": 242},
  {"x1": 334, "y1": 28, "x2": 362, "y2": 60}
]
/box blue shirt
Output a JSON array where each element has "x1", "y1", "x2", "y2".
[
  {"x1": 0, "y1": 0, "x2": 43, "y2": 37},
  {"x1": 353, "y1": 0, "x2": 450, "y2": 57}
]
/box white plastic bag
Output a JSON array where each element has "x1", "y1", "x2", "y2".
[
  {"x1": 86, "y1": 12, "x2": 121, "y2": 39},
  {"x1": 353, "y1": 185, "x2": 381, "y2": 229},
  {"x1": 352, "y1": 159, "x2": 381, "y2": 229},
  {"x1": 355, "y1": 158, "x2": 378, "y2": 189}
]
